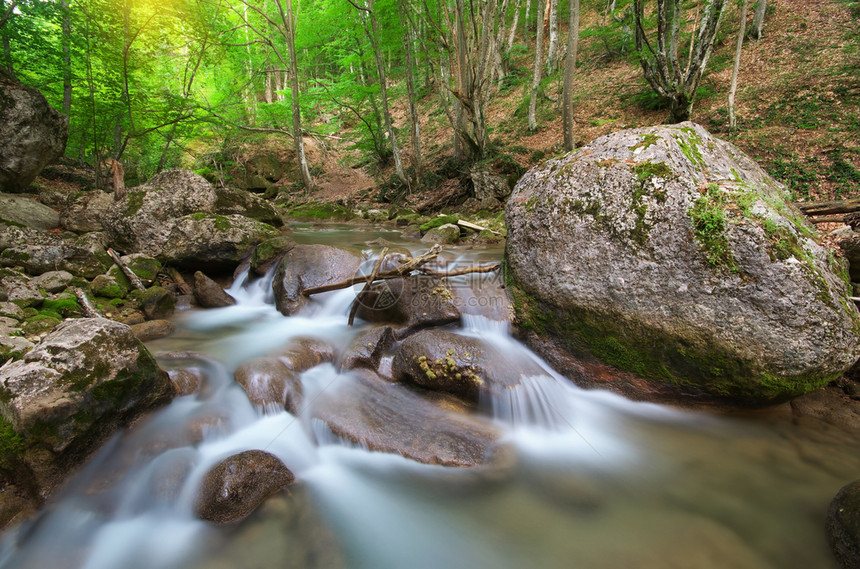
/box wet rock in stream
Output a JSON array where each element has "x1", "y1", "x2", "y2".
[
  {"x1": 272, "y1": 244, "x2": 361, "y2": 315},
  {"x1": 309, "y1": 368, "x2": 510, "y2": 468},
  {"x1": 353, "y1": 275, "x2": 461, "y2": 338},
  {"x1": 234, "y1": 357, "x2": 303, "y2": 413},
  {"x1": 194, "y1": 449, "x2": 295, "y2": 524},
  {"x1": 392, "y1": 328, "x2": 546, "y2": 404}
]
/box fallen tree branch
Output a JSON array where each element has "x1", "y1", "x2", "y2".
[
  {"x1": 302, "y1": 245, "x2": 442, "y2": 296},
  {"x1": 166, "y1": 268, "x2": 194, "y2": 296},
  {"x1": 457, "y1": 219, "x2": 500, "y2": 235},
  {"x1": 795, "y1": 198, "x2": 860, "y2": 217},
  {"x1": 74, "y1": 288, "x2": 103, "y2": 318},
  {"x1": 348, "y1": 247, "x2": 388, "y2": 326},
  {"x1": 107, "y1": 248, "x2": 146, "y2": 291},
  {"x1": 422, "y1": 263, "x2": 501, "y2": 278}
]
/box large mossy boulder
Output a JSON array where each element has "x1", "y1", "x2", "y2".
[
  {"x1": 0, "y1": 193, "x2": 60, "y2": 230},
  {"x1": 0, "y1": 318, "x2": 174, "y2": 501},
  {"x1": 272, "y1": 244, "x2": 361, "y2": 316},
  {"x1": 505, "y1": 122, "x2": 860, "y2": 406},
  {"x1": 0, "y1": 76, "x2": 69, "y2": 193},
  {"x1": 102, "y1": 169, "x2": 217, "y2": 256}
]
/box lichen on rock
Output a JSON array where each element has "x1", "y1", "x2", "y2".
[{"x1": 504, "y1": 122, "x2": 860, "y2": 405}]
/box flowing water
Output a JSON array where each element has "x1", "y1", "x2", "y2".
[{"x1": 2, "y1": 223, "x2": 860, "y2": 569}]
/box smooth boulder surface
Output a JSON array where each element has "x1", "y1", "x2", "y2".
[
  {"x1": 193, "y1": 271, "x2": 237, "y2": 308},
  {"x1": 505, "y1": 122, "x2": 860, "y2": 405},
  {"x1": 0, "y1": 76, "x2": 68, "y2": 193},
  {"x1": 827, "y1": 479, "x2": 860, "y2": 569},
  {"x1": 194, "y1": 450, "x2": 294, "y2": 524},
  {"x1": 161, "y1": 214, "x2": 278, "y2": 271},
  {"x1": 339, "y1": 326, "x2": 395, "y2": 372},
  {"x1": 102, "y1": 169, "x2": 217, "y2": 256},
  {"x1": 272, "y1": 244, "x2": 361, "y2": 315},
  {"x1": 0, "y1": 194, "x2": 60, "y2": 230},
  {"x1": 0, "y1": 318, "x2": 174, "y2": 494},
  {"x1": 392, "y1": 328, "x2": 546, "y2": 404},
  {"x1": 354, "y1": 275, "x2": 461, "y2": 338},
  {"x1": 309, "y1": 368, "x2": 506, "y2": 467}
]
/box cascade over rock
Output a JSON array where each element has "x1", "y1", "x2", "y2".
[
  {"x1": 0, "y1": 77, "x2": 68, "y2": 193},
  {"x1": 272, "y1": 244, "x2": 361, "y2": 315},
  {"x1": 505, "y1": 122, "x2": 860, "y2": 405}
]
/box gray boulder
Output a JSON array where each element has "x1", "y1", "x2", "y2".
[
  {"x1": 354, "y1": 275, "x2": 461, "y2": 338},
  {"x1": 470, "y1": 169, "x2": 512, "y2": 210},
  {"x1": 161, "y1": 214, "x2": 278, "y2": 271},
  {"x1": 0, "y1": 77, "x2": 68, "y2": 193},
  {"x1": 102, "y1": 169, "x2": 218, "y2": 256},
  {"x1": 0, "y1": 233, "x2": 110, "y2": 278},
  {"x1": 60, "y1": 189, "x2": 114, "y2": 233},
  {"x1": 272, "y1": 244, "x2": 361, "y2": 315},
  {"x1": 194, "y1": 450, "x2": 294, "y2": 524},
  {"x1": 505, "y1": 122, "x2": 860, "y2": 405},
  {"x1": 309, "y1": 368, "x2": 507, "y2": 468},
  {"x1": 0, "y1": 318, "x2": 174, "y2": 495},
  {"x1": 827, "y1": 479, "x2": 860, "y2": 569},
  {"x1": 193, "y1": 271, "x2": 236, "y2": 308},
  {"x1": 421, "y1": 223, "x2": 460, "y2": 244},
  {"x1": 391, "y1": 328, "x2": 546, "y2": 404},
  {"x1": 0, "y1": 193, "x2": 60, "y2": 230},
  {"x1": 214, "y1": 186, "x2": 283, "y2": 227}
]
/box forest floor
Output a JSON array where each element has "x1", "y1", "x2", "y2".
[
  {"x1": 285, "y1": 0, "x2": 859, "y2": 212},
  {"x1": 165, "y1": 0, "x2": 859, "y2": 215}
]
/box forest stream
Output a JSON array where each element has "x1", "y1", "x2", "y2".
[{"x1": 1, "y1": 223, "x2": 859, "y2": 569}]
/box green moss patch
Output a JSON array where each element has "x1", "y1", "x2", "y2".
[
  {"x1": 689, "y1": 184, "x2": 737, "y2": 273},
  {"x1": 125, "y1": 190, "x2": 146, "y2": 216},
  {"x1": 419, "y1": 215, "x2": 460, "y2": 232}
]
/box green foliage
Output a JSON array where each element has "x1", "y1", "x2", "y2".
[
  {"x1": 689, "y1": 184, "x2": 737, "y2": 272},
  {"x1": 420, "y1": 215, "x2": 460, "y2": 232}
]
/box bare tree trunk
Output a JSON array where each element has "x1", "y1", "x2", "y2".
[
  {"x1": 546, "y1": 0, "x2": 559, "y2": 74},
  {"x1": 275, "y1": 0, "x2": 314, "y2": 191},
  {"x1": 399, "y1": 0, "x2": 422, "y2": 187},
  {"x1": 562, "y1": 0, "x2": 579, "y2": 151},
  {"x1": 367, "y1": 0, "x2": 407, "y2": 186},
  {"x1": 454, "y1": 0, "x2": 471, "y2": 160},
  {"x1": 634, "y1": 0, "x2": 727, "y2": 123},
  {"x1": 242, "y1": 2, "x2": 256, "y2": 122},
  {"x1": 749, "y1": 0, "x2": 766, "y2": 39},
  {"x1": 525, "y1": 0, "x2": 532, "y2": 33},
  {"x1": 264, "y1": 67, "x2": 273, "y2": 104},
  {"x1": 61, "y1": 0, "x2": 72, "y2": 114},
  {"x1": 728, "y1": 0, "x2": 748, "y2": 130},
  {"x1": 528, "y1": 0, "x2": 545, "y2": 132},
  {"x1": 507, "y1": 0, "x2": 522, "y2": 50}
]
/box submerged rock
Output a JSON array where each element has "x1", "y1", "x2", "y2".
[
  {"x1": 827, "y1": 479, "x2": 860, "y2": 569},
  {"x1": 274, "y1": 336, "x2": 336, "y2": 373},
  {"x1": 234, "y1": 357, "x2": 303, "y2": 413},
  {"x1": 272, "y1": 244, "x2": 361, "y2": 315},
  {"x1": 309, "y1": 368, "x2": 506, "y2": 467},
  {"x1": 505, "y1": 122, "x2": 860, "y2": 405},
  {"x1": 195, "y1": 450, "x2": 294, "y2": 524}
]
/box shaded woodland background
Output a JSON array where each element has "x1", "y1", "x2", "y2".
[{"x1": 1, "y1": 0, "x2": 857, "y2": 206}]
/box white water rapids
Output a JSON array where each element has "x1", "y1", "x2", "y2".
[{"x1": 1, "y1": 224, "x2": 858, "y2": 569}]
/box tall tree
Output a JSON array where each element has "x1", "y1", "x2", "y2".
[
  {"x1": 545, "y1": 0, "x2": 559, "y2": 74},
  {"x1": 361, "y1": 0, "x2": 408, "y2": 187},
  {"x1": 633, "y1": 0, "x2": 728, "y2": 123},
  {"x1": 528, "y1": 0, "x2": 545, "y2": 131},
  {"x1": 398, "y1": 0, "x2": 422, "y2": 187},
  {"x1": 728, "y1": 0, "x2": 748, "y2": 130},
  {"x1": 562, "y1": 0, "x2": 579, "y2": 151},
  {"x1": 749, "y1": 0, "x2": 766, "y2": 39}
]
